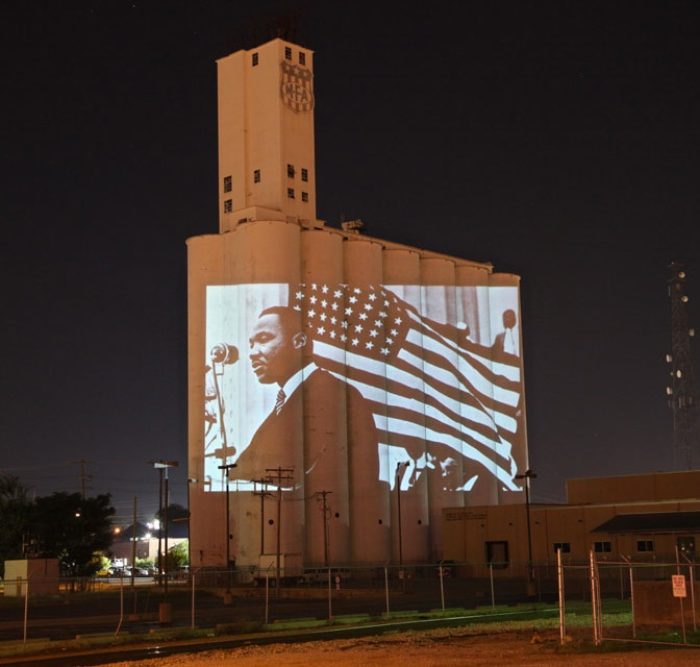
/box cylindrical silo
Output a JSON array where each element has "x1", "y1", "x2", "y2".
[
  {"x1": 383, "y1": 248, "x2": 430, "y2": 564},
  {"x1": 420, "y1": 257, "x2": 458, "y2": 561},
  {"x1": 343, "y1": 238, "x2": 391, "y2": 563},
  {"x1": 300, "y1": 228, "x2": 350, "y2": 565}
]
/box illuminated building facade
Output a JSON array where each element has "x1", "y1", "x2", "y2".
[{"x1": 188, "y1": 38, "x2": 529, "y2": 571}]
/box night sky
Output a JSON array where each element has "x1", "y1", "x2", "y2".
[{"x1": 2, "y1": 1, "x2": 699, "y2": 524}]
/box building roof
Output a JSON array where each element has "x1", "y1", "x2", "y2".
[{"x1": 592, "y1": 512, "x2": 700, "y2": 534}]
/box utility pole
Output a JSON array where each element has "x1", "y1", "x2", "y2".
[
  {"x1": 314, "y1": 490, "x2": 333, "y2": 567},
  {"x1": 395, "y1": 462, "x2": 408, "y2": 567},
  {"x1": 252, "y1": 479, "x2": 272, "y2": 556},
  {"x1": 74, "y1": 459, "x2": 92, "y2": 498},
  {"x1": 266, "y1": 467, "x2": 294, "y2": 595},
  {"x1": 218, "y1": 462, "x2": 237, "y2": 599},
  {"x1": 667, "y1": 261, "x2": 699, "y2": 469}
]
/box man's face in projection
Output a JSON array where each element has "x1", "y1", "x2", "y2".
[{"x1": 249, "y1": 312, "x2": 304, "y2": 386}]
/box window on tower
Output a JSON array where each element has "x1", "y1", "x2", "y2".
[
  {"x1": 287, "y1": 164, "x2": 295, "y2": 178},
  {"x1": 224, "y1": 199, "x2": 232, "y2": 213},
  {"x1": 252, "y1": 52, "x2": 259, "y2": 66},
  {"x1": 285, "y1": 46, "x2": 292, "y2": 60},
  {"x1": 253, "y1": 169, "x2": 261, "y2": 183},
  {"x1": 302, "y1": 192, "x2": 309, "y2": 202},
  {"x1": 299, "y1": 52, "x2": 306, "y2": 65},
  {"x1": 287, "y1": 188, "x2": 295, "y2": 199},
  {"x1": 223, "y1": 175, "x2": 232, "y2": 193},
  {"x1": 301, "y1": 168, "x2": 308, "y2": 182}
]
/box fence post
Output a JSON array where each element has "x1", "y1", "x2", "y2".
[
  {"x1": 23, "y1": 577, "x2": 29, "y2": 645},
  {"x1": 114, "y1": 573, "x2": 124, "y2": 636},
  {"x1": 191, "y1": 571, "x2": 196, "y2": 630},
  {"x1": 438, "y1": 564, "x2": 445, "y2": 611},
  {"x1": 265, "y1": 570, "x2": 269, "y2": 625},
  {"x1": 621, "y1": 555, "x2": 635, "y2": 639},
  {"x1": 589, "y1": 549, "x2": 600, "y2": 646},
  {"x1": 676, "y1": 546, "x2": 687, "y2": 644},
  {"x1": 557, "y1": 548, "x2": 565, "y2": 645},
  {"x1": 384, "y1": 566, "x2": 390, "y2": 615},
  {"x1": 489, "y1": 562, "x2": 495, "y2": 609},
  {"x1": 327, "y1": 567, "x2": 333, "y2": 621},
  {"x1": 682, "y1": 553, "x2": 696, "y2": 632}
]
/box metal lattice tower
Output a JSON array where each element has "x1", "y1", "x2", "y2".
[{"x1": 666, "y1": 261, "x2": 699, "y2": 469}]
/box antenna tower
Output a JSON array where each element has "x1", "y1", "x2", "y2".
[{"x1": 666, "y1": 261, "x2": 699, "y2": 469}]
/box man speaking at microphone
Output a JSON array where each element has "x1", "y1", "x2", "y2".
[{"x1": 233, "y1": 305, "x2": 379, "y2": 496}]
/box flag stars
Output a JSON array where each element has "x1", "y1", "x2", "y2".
[
  {"x1": 365, "y1": 341, "x2": 374, "y2": 350},
  {"x1": 359, "y1": 312, "x2": 368, "y2": 321},
  {"x1": 349, "y1": 296, "x2": 358, "y2": 304},
  {"x1": 353, "y1": 287, "x2": 361, "y2": 294},
  {"x1": 369, "y1": 329, "x2": 378, "y2": 337},
  {"x1": 368, "y1": 293, "x2": 377, "y2": 301},
  {"x1": 295, "y1": 291, "x2": 304, "y2": 300},
  {"x1": 317, "y1": 326, "x2": 326, "y2": 335},
  {"x1": 364, "y1": 303, "x2": 373, "y2": 311},
  {"x1": 390, "y1": 329, "x2": 398, "y2": 336},
  {"x1": 394, "y1": 317, "x2": 402, "y2": 325},
  {"x1": 309, "y1": 295, "x2": 318, "y2": 305},
  {"x1": 379, "y1": 311, "x2": 387, "y2": 318},
  {"x1": 321, "y1": 284, "x2": 329, "y2": 294},
  {"x1": 380, "y1": 347, "x2": 390, "y2": 356},
  {"x1": 321, "y1": 299, "x2": 328, "y2": 308},
  {"x1": 308, "y1": 309, "x2": 316, "y2": 318},
  {"x1": 354, "y1": 324, "x2": 363, "y2": 333},
  {"x1": 319, "y1": 313, "x2": 327, "y2": 322},
  {"x1": 374, "y1": 320, "x2": 382, "y2": 327},
  {"x1": 386, "y1": 337, "x2": 394, "y2": 345},
  {"x1": 311, "y1": 283, "x2": 318, "y2": 291},
  {"x1": 331, "y1": 302, "x2": 339, "y2": 311},
  {"x1": 341, "y1": 321, "x2": 349, "y2": 329},
  {"x1": 333, "y1": 290, "x2": 342, "y2": 299},
  {"x1": 340, "y1": 334, "x2": 347, "y2": 342},
  {"x1": 329, "y1": 331, "x2": 336, "y2": 339},
  {"x1": 330, "y1": 316, "x2": 337, "y2": 325},
  {"x1": 345, "y1": 307, "x2": 353, "y2": 316},
  {"x1": 351, "y1": 338, "x2": 359, "y2": 346}
]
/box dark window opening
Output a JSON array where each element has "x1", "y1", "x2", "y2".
[
  {"x1": 299, "y1": 51, "x2": 306, "y2": 65},
  {"x1": 253, "y1": 169, "x2": 261, "y2": 183},
  {"x1": 287, "y1": 163, "x2": 295, "y2": 178},
  {"x1": 594, "y1": 541, "x2": 611, "y2": 553},
  {"x1": 553, "y1": 542, "x2": 571, "y2": 553},
  {"x1": 223, "y1": 199, "x2": 232, "y2": 213},
  {"x1": 485, "y1": 540, "x2": 509, "y2": 569},
  {"x1": 252, "y1": 52, "x2": 259, "y2": 66},
  {"x1": 223, "y1": 175, "x2": 232, "y2": 193},
  {"x1": 287, "y1": 188, "x2": 295, "y2": 199},
  {"x1": 301, "y1": 192, "x2": 309, "y2": 202},
  {"x1": 301, "y1": 168, "x2": 308, "y2": 182},
  {"x1": 285, "y1": 46, "x2": 292, "y2": 60},
  {"x1": 637, "y1": 540, "x2": 654, "y2": 552}
]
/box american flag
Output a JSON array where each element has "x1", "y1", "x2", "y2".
[{"x1": 293, "y1": 283, "x2": 523, "y2": 490}]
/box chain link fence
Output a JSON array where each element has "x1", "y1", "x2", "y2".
[{"x1": 2, "y1": 555, "x2": 700, "y2": 648}]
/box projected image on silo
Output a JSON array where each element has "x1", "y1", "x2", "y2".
[{"x1": 203, "y1": 282, "x2": 525, "y2": 502}]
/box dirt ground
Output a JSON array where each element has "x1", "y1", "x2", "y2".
[{"x1": 103, "y1": 627, "x2": 700, "y2": 666}]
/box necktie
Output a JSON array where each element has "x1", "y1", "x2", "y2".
[{"x1": 274, "y1": 388, "x2": 286, "y2": 415}]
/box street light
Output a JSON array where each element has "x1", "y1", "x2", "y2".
[
  {"x1": 218, "y1": 462, "x2": 237, "y2": 599},
  {"x1": 395, "y1": 462, "x2": 409, "y2": 567},
  {"x1": 515, "y1": 468, "x2": 537, "y2": 592},
  {"x1": 151, "y1": 460, "x2": 179, "y2": 596}
]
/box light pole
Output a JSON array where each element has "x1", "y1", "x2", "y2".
[
  {"x1": 152, "y1": 460, "x2": 178, "y2": 596},
  {"x1": 515, "y1": 468, "x2": 537, "y2": 594},
  {"x1": 395, "y1": 462, "x2": 408, "y2": 567},
  {"x1": 218, "y1": 462, "x2": 237, "y2": 598}
]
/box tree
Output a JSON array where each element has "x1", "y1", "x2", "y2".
[
  {"x1": 155, "y1": 503, "x2": 189, "y2": 523},
  {"x1": 30, "y1": 492, "x2": 115, "y2": 577},
  {"x1": 166, "y1": 540, "x2": 189, "y2": 570},
  {"x1": 0, "y1": 474, "x2": 32, "y2": 577}
]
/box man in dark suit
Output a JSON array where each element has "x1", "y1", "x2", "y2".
[{"x1": 233, "y1": 305, "x2": 380, "y2": 491}]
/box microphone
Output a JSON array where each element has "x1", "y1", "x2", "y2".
[{"x1": 210, "y1": 343, "x2": 239, "y2": 365}]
